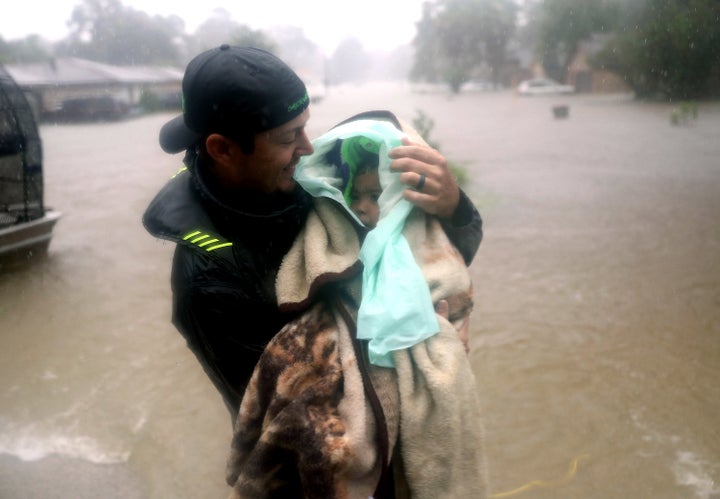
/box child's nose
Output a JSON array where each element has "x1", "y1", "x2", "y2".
[{"x1": 358, "y1": 199, "x2": 373, "y2": 213}]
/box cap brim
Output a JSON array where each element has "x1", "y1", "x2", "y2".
[{"x1": 159, "y1": 115, "x2": 201, "y2": 154}]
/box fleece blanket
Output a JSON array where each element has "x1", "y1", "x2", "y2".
[{"x1": 226, "y1": 121, "x2": 488, "y2": 499}]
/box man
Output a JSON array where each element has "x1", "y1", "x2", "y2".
[{"x1": 142, "y1": 44, "x2": 483, "y2": 419}]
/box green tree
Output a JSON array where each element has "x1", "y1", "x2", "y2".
[
  {"x1": 410, "y1": 2, "x2": 442, "y2": 83},
  {"x1": 0, "y1": 35, "x2": 52, "y2": 64},
  {"x1": 269, "y1": 26, "x2": 324, "y2": 76},
  {"x1": 189, "y1": 8, "x2": 277, "y2": 57},
  {"x1": 55, "y1": 0, "x2": 183, "y2": 65},
  {"x1": 411, "y1": 0, "x2": 516, "y2": 92},
  {"x1": 269, "y1": 26, "x2": 326, "y2": 87},
  {"x1": 478, "y1": 0, "x2": 518, "y2": 87},
  {"x1": 327, "y1": 38, "x2": 370, "y2": 84},
  {"x1": 531, "y1": 0, "x2": 620, "y2": 82},
  {"x1": 592, "y1": 0, "x2": 720, "y2": 100}
]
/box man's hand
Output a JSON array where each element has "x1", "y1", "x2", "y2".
[
  {"x1": 435, "y1": 299, "x2": 470, "y2": 354},
  {"x1": 389, "y1": 137, "x2": 460, "y2": 220}
]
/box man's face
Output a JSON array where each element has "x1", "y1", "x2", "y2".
[{"x1": 235, "y1": 109, "x2": 314, "y2": 194}]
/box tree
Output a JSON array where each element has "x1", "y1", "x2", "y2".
[
  {"x1": 592, "y1": 0, "x2": 720, "y2": 100},
  {"x1": 411, "y1": 0, "x2": 517, "y2": 92},
  {"x1": 55, "y1": 0, "x2": 183, "y2": 65},
  {"x1": 0, "y1": 35, "x2": 53, "y2": 64},
  {"x1": 327, "y1": 38, "x2": 370, "y2": 84},
  {"x1": 269, "y1": 26, "x2": 325, "y2": 86},
  {"x1": 531, "y1": 0, "x2": 620, "y2": 82},
  {"x1": 269, "y1": 26, "x2": 324, "y2": 76},
  {"x1": 435, "y1": 0, "x2": 487, "y2": 91},
  {"x1": 477, "y1": 0, "x2": 518, "y2": 87},
  {"x1": 410, "y1": 2, "x2": 442, "y2": 83},
  {"x1": 189, "y1": 8, "x2": 277, "y2": 57}
]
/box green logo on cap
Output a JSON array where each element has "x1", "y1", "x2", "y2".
[{"x1": 287, "y1": 92, "x2": 309, "y2": 113}]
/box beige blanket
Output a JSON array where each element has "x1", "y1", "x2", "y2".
[{"x1": 226, "y1": 197, "x2": 488, "y2": 498}]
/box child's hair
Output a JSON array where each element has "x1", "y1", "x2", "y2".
[{"x1": 325, "y1": 136, "x2": 380, "y2": 207}]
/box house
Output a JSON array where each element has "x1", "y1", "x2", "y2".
[
  {"x1": 5, "y1": 57, "x2": 183, "y2": 121},
  {"x1": 566, "y1": 34, "x2": 631, "y2": 94}
]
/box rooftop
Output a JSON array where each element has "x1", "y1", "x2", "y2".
[{"x1": 5, "y1": 57, "x2": 183, "y2": 87}]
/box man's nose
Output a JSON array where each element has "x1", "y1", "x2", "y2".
[{"x1": 297, "y1": 130, "x2": 314, "y2": 155}]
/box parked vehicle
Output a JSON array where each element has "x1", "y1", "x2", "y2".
[
  {"x1": 51, "y1": 96, "x2": 129, "y2": 122},
  {"x1": 0, "y1": 64, "x2": 61, "y2": 270},
  {"x1": 461, "y1": 79, "x2": 495, "y2": 92},
  {"x1": 517, "y1": 78, "x2": 575, "y2": 96}
]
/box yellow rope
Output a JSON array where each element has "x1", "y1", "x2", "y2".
[{"x1": 490, "y1": 455, "x2": 589, "y2": 498}]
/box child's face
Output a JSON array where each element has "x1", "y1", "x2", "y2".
[{"x1": 350, "y1": 170, "x2": 381, "y2": 228}]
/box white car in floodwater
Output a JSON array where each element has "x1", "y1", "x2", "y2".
[{"x1": 517, "y1": 78, "x2": 575, "y2": 96}]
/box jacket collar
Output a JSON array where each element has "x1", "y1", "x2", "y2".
[{"x1": 142, "y1": 164, "x2": 309, "y2": 248}]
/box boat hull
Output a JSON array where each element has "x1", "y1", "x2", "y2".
[{"x1": 0, "y1": 210, "x2": 62, "y2": 269}]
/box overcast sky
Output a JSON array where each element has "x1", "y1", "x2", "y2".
[{"x1": 1, "y1": 0, "x2": 426, "y2": 55}]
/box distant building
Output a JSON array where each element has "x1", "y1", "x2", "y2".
[
  {"x1": 5, "y1": 57, "x2": 183, "y2": 121},
  {"x1": 566, "y1": 34, "x2": 631, "y2": 94}
]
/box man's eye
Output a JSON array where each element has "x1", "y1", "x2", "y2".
[{"x1": 277, "y1": 134, "x2": 296, "y2": 145}]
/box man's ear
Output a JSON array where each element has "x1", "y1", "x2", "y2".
[{"x1": 205, "y1": 134, "x2": 240, "y2": 165}]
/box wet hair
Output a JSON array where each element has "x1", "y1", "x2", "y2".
[
  {"x1": 324, "y1": 139, "x2": 343, "y2": 169},
  {"x1": 354, "y1": 153, "x2": 379, "y2": 175}
]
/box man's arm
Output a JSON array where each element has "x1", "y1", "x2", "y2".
[
  {"x1": 389, "y1": 137, "x2": 483, "y2": 265},
  {"x1": 437, "y1": 189, "x2": 483, "y2": 265}
]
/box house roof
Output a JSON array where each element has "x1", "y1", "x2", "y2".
[{"x1": 5, "y1": 57, "x2": 183, "y2": 87}]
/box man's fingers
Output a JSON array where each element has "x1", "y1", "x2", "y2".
[
  {"x1": 401, "y1": 189, "x2": 439, "y2": 216},
  {"x1": 389, "y1": 142, "x2": 445, "y2": 171}
]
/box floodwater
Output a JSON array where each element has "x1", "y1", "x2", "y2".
[{"x1": 1, "y1": 83, "x2": 718, "y2": 498}]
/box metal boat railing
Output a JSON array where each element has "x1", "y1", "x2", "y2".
[{"x1": 0, "y1": 63, "x2": 45, "y2": 228}]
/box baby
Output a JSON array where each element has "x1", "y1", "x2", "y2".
[
  {"x1": 333, "y1": 133, "x2": 472, "y2": 353},
  {"x1": 333, "y1": 135, "x2": 383, "y2": 228}
]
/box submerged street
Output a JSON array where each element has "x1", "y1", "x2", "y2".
[{"x1": 1, "y1": 83, "x2": 719, "y2": 498}]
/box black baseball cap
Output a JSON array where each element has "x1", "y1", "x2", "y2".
[{"x1": 159, "y1": 44, "x2": 309, "y2": 154}]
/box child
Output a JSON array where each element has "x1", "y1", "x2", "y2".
[
  {"x1": 349, "y1": 165, "x2": 382, "y2": 228},
  {"x1": 335, "y1": 135, "x2": 383, "y2": 229}
]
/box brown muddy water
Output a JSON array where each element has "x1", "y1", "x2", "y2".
[{"x1": 0, "y1": 83, "x2": 718, "y2": 498}]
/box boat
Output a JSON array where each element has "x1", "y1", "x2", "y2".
[{"x1": 0, "y1": 63, "x2": 61, "y2": 270}]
